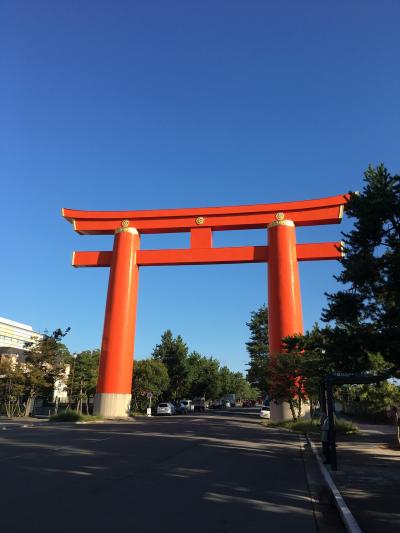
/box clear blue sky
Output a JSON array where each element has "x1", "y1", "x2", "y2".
[{"x1": 1, "y1": 1, "x2": 399, "y2": 373}]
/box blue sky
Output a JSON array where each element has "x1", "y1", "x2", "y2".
[{"x1": 1, "y1": 1, "x2": 399, "y2": 373}]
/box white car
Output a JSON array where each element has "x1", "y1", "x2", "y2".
[
  {"x1": 156, "y1": 402, "x2": 176, "y2": 416},
  {"x1": 260, "y1": 406, "x2": 271, "y2": 419}
]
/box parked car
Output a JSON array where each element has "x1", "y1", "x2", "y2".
[
  {"x1": 224, "y1": 400, "x2": 231, "y2": 408},
  {"x1": 179, "y1": 399, "x2": 194, "y2": 414},
  {"x1": 259, "y1": 406, "x2": 271, "y2": 419},
  {"x1": 156, "y1": 402, "x2": 176, "y2": 416}
]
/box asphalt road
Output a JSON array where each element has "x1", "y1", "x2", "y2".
[{"x1": 1, "y1": 408, "x2": 328, "y2": 533}]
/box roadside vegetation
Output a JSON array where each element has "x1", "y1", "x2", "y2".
[{"x1": 267, "y1": 417, "x2": 358, "y2": 435}]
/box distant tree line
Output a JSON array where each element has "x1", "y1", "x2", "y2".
[
  {"x1": 132, "y1": 330, "x2": 259, "y2": 413},
  {"x1": 0, "y1": 327, "x2": 259, "y2": 417}
]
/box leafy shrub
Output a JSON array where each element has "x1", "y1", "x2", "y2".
[{"x1": 268, "y1": 417, "x2": 358, "y2": 435}]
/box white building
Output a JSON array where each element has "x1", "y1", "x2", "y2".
[
  {"x1": 0, "y1": 316, "x2": 41, "y2": 352},
  {"x1": 0, "y1": 316, "x2": 69, "y2": 402}
]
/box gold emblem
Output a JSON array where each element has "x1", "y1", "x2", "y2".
[
  {"x1": 195, "y1": 216, "x2": 205, "y2": 225},
  {"x1": 275, "y1": 212, "x2": 285, "y2": 221},
  {"x1": 121, "y1": 219, "x2": 130, "y2": 228}
]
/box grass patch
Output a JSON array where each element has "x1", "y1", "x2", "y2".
[
  {"x1": 49, "y1": 410, "x2": 102, "y2": 423},
  {"x1": 268, "y1": 417, "x2": 358, "y2": 435}
]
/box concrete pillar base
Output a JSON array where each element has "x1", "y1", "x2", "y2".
[
  {"x1": 270, "y1": 400, "x2": 311, "y2": 422},
  {"x1": 93, "y1": 393, "x2": 131, "y2": 418},
  {"x1": 300, "y1": 402, "x2": 311, "y2": 419},
  {"x1": 270, "y1": 401, "x2": 292, "y2": 422}
]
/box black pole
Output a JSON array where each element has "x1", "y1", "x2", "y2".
[
  {"x1": 326, "y1": 379, "x2": 337, "y2": 470},
  {"x1": 319, "y1": 381, "x2": 326, "y2": 418}
]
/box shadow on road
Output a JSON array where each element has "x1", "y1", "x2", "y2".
[{"x1": 0, "y1": 409, "x2": 322, "y2": 533}]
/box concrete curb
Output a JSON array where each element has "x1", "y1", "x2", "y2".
[{"x1": 306, "y1": 435, "x2": 363, "y2": 533}]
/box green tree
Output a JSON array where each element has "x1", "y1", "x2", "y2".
[
  {"x1": 132, "y1": 359, "x2": 170, "y2": 412},
  {"x1": 323, "y1": 164, "x2": 400, "y2": 370},
  {"x1": 152, "y1": 330, "x2": 190, "y2": 399},
  {"x1": 0, "y1": 358, "x2": 25, "y2": 417},
  {"x1": 23, "y1": 328, "x2": 71, "y2": 415},
  {"x1": 282, "y1": 327, "x2": 337, "y2": 402},
  {"x1": 219, "y1": 366, "x2": 257, "y2": 400},
  {"x1": 245, "y1": 305, "x2": 270, "y2": 395},
  {"x1": 219, "y1": 366, "x2": 235, "y2": 396},
  {"x1": 338, "y1": 381, "x2": 400, "y2": 420},
  {"x1": 68, "y1": 349, "x2": 100, "y2": 414},
  {"x1": 187, "y1": 352, "x2": 221, "y2": 400},
  {"x1": 268, "y1": 352, "x2": 307, "y2": 421},
  {"x1": 240, "y1": 381, "x2": 260, "y2": 402}
]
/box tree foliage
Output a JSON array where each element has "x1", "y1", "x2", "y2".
[
  {"x1": 68, "y1": 349, "x2": 100, "y2": 414},
  {"x1": 0, "y1": 358, "x2": 26, "y2": 417},
  {"x1": 23, "y1": 328, "x2": 71, "y2": 415},
  {"x1": 132, "y1": 359, "x2": 170, "y2": 412},
  {"x1": 245, "y1": 305, "x2": 270, "y2": 395},
  {"x1": 268, "y1": 352, "x2": 307, "y2": 421},
  {"x1": 187, "y1": 352, "x2": 221, "y2": 400},
  {"x1": 152, "y1": 330, "x2": 190, "y2": 399},
  {"x1": 337, "y1": 381, "x2": 400, "y2": 420},
  {"x1": 323, "y1": 164, "x2": 400, "y2": 369},
  {"x1": 147, "y1": 330, "x2": 259, "y2": 405}
]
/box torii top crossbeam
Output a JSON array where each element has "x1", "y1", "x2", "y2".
[
  {"x1": 63, "y1": 194, "x2": 346, "y2": 234},
  {"x1": 62, "y1": 194, "x2": 347, "y2": 268}
]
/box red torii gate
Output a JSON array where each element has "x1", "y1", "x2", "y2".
[{"x1": 62, "y1": 194, "x2": 347, "y2": 420}]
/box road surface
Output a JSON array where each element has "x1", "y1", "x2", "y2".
[{"x1": 0, "y1": 408, "x2": 338, "y2": 533}]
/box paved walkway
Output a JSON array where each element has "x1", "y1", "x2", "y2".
[{"x1": 324, "y1": 421, "x2": 400, "y2": 532}]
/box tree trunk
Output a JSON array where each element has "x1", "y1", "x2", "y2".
[
  {"x1": 85, "y1": 397, "x2": 89, "y2": 415},
  {"x1": 289, "y1": 399, "x2": 297, "y2": 421},
  {"x1": 24, "y1": 394, "x2": 35, "y2": 417}
]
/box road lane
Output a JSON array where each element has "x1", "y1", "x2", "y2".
[{"x1": 0, "y1": 409, "x2": 318, "y2": 533}]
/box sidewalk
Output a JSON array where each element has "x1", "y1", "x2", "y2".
[{"x1": 323, "y1": 421, "x2": 400, "y2": 532}]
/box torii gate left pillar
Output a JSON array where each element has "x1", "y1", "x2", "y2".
[
  {"x1": 63, "y1": 194, "x2": 346, "y2": 420},
  {"x1": 94, "y1": 227, "x2": 140, "y2": 417}
]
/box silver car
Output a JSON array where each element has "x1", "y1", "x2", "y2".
[{"x1": 156, "y1": 402, "x2": 176, "y2": 416}]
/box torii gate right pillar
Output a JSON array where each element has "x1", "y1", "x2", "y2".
[{"x1": 268, "y1": 218, "x2": 304, "y2": 422}]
